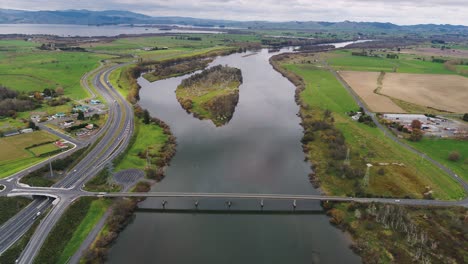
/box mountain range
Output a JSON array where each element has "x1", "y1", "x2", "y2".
[{"x1": 1, "y1": 9, "x2": 467, "y2": 34}]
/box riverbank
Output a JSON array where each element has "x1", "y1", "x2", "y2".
[
  {"x1": 176, "y1": 65, "x2": 242, "y2": 126},
  {"x1": 270, "y1": 52, "x2": 467, "y2": 263}
]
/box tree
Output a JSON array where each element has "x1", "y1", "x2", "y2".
[
  {"x1": 77, "y1": 110, "x2": 85, "y2": 120},
  {"x1": 448, "y1": 151, "x2": 460, "y2": 161},
  {"x1": 55, "y1": 87, "x2": 64, "y2": 96},
  {"x1": 143, "y1": 109, "x2": 150, "y2": 124},
  {"x1": 28, "y1": 120, "x2": 37, "y2": 130},
  {"x1": 411, "y1": 119, "x2": 422, "y2": 130},
  {"x1": 409, "y1": 129, "x2": 423, "y2": 142},
  {"x1": 463, "y1": 113, "x2": 468, "y2": 122},
  {"x1": 91, "y1": 113, "x2": 100, "y2": 121},
  {"x1": 43, "y1": 88, "x2": 52, "y2": 97}
]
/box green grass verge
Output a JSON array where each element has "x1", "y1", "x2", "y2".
[
  {"x1": 0, "y1": 197, "x2": 31, "y2": 226},
  {"x1": 83, "y1": 169, "x2": 121, "y2": 192},
  {"x1": 283, "y1": 63, "x2": 464, "y2": 200},
  {"x1": 34, "y1": 197, "x2": 97, "y2": 264},
  {"x1": 57, "y1": 199, "x2": 111, "y2": 264},
  {"x1": 115, "y1": 118, "x2": 168, "y2": 171},
  {"x1": 408, "y1": 138, "x2": 468, "y2": 182}
]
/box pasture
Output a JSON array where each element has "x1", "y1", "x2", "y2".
[
  {"x1": 282, "y1": 63, "x2": 465, "y2": 200},
  {"x1": 0, "y1": 130, "x2": 58, "y2": 178},
  {"x1": 0, "y1": 45, "x2": 112, "y2": 99}
]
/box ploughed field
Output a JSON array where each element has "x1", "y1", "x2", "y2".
[{"x1": 339, "y1": 71, "x2": 468, "y2": 113}]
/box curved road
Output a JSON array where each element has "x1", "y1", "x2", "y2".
[{"x1": 0, "y1": 64, "x2": 134, "y2": 262}]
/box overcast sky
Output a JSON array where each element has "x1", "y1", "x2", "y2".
[{"x1": 2, "y1": 0, "x2": 467, "y2": 26}]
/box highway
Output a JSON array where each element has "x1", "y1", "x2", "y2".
[{"x1": 0, "y1": 63, "x2": 134, "y2": 263}]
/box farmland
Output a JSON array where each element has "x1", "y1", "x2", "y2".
[
  {"x1": 0, "y1": 130, "x2": 59, "y2": 178},
  {"x1": 277, "y1": 61, "x2": 464, "y2": 200},
  {"x1": 339, "y1": 71, "x2": 468, "y2": 113},
  {"x1": 380, "y1": 73, "x2": 468, "y2": 113},
  {"x1": 0, "y1": 42, "x2": 112, "y2": 100},
  {"x1": 328, "y1": 50, "x2": 456, "y2": 74},
  {"x1": 339, "y1": 71, "x2": 405, "y2": 113}
]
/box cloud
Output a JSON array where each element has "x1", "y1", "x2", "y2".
[{"x1": 1, "y1": 0, "x2": 467, "y2": 25}]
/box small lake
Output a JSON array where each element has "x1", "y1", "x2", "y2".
[
  {"x1": 0, "y1": 24, "x2": 221, "y2": 37},
  {"x1": 107, "y1": 48, "x2": 362, "y2": 263}
]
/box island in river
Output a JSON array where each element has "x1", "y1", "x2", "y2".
[{"x1": 176, "y1": 65, "x2": 242, "y2": 126}]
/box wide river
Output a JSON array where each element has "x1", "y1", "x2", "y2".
[
  {"x1": 0, "y1": 24, "x2": 220, "y2": 37},
  {"x1": 106, "y1": 48, "x2": 361, "y2": 263}
]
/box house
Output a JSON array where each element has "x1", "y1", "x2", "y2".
[
  {"x1": 90, "y1": 99, "x2": 101, "y2": 105},
  {"x1": 54, "y1": 141, "x2": 68, "y2": 149},
  {"x1": 73, "y1": 105, "x2": 90, "y2": 113},
  {"x1": 85, "y1": 124, "x2": 94, "y2": 130},
  {"x1": 63, "y1": 120, "x2": 74, "y2": 128},
  {"x1": 3, "y1": 130, "x2": 19, "y2": 137},
  {"x1": 54, "y1": 112, "x2": 66, "y2": 118},
  {"x1": 20, "y1": 128, "x2": 34, "y2": 134}
]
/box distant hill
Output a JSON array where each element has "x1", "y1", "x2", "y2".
[{"x1": 1, "y1": 8, "x2": 467, "y2": 35}]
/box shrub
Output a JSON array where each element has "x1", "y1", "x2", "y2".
[{"x1": 448, "y1": 151, "x2": 460, "y2": 161}]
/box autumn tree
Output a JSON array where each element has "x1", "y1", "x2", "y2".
[
  {"x1": 55, "y1": 87, "x2": 64, "y2": 96},
  {"x1": 409, "y1": 129, "x2": 423, "y2": 141},
  {"x1": 411, "y1": 119, "x2": 422, "y2": 129}
]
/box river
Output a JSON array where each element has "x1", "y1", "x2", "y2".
[
  {"x1": 107, "y1": 48, "x2": 361, "y2": 263},
  {"x1": 0, "y1": 24, "x2": 221, "y2": 37}
]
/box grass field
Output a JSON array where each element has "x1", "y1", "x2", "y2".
[
  {"x1": 282, "y1": 63, "x2": 465, "y2": 200},
  {"x1": 115, "y1": 118, "x2": 168, "y2": 171},
  {"x1": 57, "y1": 199, "x2": 110, "y2": 264},
  {"x1": 0, "y1": 44, "x2": 112, "y2": 99},
  {"x1": 408, "y1": 138, "x2": 468, "y2": 182},
  {"x1": 328, "y1": 50, "x2": 457, "y2": 74},
  {"x1": 28, "y1": 143, "x2": 60, "y2": 156},
  {"x1": 0, "y1": 131, "x2": 58, "y2": 178}
]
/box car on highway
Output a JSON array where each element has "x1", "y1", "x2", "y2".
[{"x1": 32, "y1": 212, "x2": 41, "y2": 220}]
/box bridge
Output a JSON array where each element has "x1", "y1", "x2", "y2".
[{"x1": 4, "y1": 186, "x2": 467, "y2": 212}]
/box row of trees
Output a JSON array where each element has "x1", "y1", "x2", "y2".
[{"x1": 179, "y1": 65, "x2": 243, "y2": 88}]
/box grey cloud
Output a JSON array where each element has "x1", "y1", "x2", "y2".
[{"x1": 1, "y1": 0, "x2": 467, "y2": 25}]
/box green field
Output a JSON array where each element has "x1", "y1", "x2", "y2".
[
  {"x1": 57, "y1": 199, "x2": 110, "y2": 264},
  {"x1": 0, "y1": 43, "x2": 112, "y2": 99},
  {"x1": 0, "y1": 131, "x2": 58, "y2": 178},
  {"x1": 115, "y1": 119, "x2": 168, "y2": 171},
  {"x1": 282, "y1": 63, "x2": 464, "y2": 200},
  {"x1": 328, "y1": 50, "x2": 456, "y2": 74},
  {"x1": 408, "y1": 138, "x2": 468, "y2": 182},
  {"x1": 28, "y1": 143, "x2": 60, "y2": 156}
]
